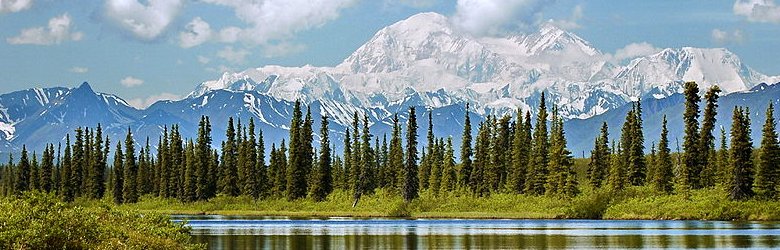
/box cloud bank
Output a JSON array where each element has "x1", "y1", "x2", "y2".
[
  {"x1": 103, "y1": 0, "x2": 183, "y2": 41},
  {"x1": 120, "y1": 76, "x2": 144, "y2": 87},
  {"x1": 452, "y1": 0, "x2": 556, "y2": 36},
  {"x1": 734, "y1": 0, "x2": 780, "y2": 23},
  {"x1": 179, "y1": 0, "x2": 356, "y2": 48},
  {"x1": 0, "y1": 0, "x2": 32, "y2": 13},
  {"x1": 7, "y1": 13, "x2": 83, "y2": 45}
]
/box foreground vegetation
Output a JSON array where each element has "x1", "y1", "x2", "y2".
[
  {"x1": 0, "y1": 192, "x2": 202, "y2": 250},
  {"x1": 107, "y1": 186, "x2": 780, "y2": 221}
]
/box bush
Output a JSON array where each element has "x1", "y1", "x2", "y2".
[
  {"x1": 0, "y1": 192, "x2": 203, "y2": 250},
  {"x1": 565, "y1": 188, "x2": 613, "y2": 219}
]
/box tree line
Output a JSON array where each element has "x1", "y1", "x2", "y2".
[{"x1": 0, "y1": 82, "x2": 778, "y2": 203}]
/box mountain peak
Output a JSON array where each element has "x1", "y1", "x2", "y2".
[
  {"x1": 76, "y1": 82, "x2": 94, "y2": 93},
  {"x1": 517, "y1": 22, "x2": 599, "y2": 56},
  {"x1": 398, "y1": 12, "x2": 448, "y2": 26}
]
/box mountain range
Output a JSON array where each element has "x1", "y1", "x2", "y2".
[{"x1": 1, "y1": 12, "x2": 778, "y2": 159}]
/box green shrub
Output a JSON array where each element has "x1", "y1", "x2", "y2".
[{"x1": 0, "y1": 192, "x2": 203, "y2": 250}]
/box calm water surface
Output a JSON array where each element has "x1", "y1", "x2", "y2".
[{"x1": 174, "y1": 215, "x2": 780, "y2": 249}]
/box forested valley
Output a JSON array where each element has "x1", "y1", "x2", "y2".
[{"x1": 1, "y1": 81, "x2": 779, "y2": 219}]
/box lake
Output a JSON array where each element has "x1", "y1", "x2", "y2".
[{"x1": 175, "y1": 215, "x2": 780, "y2": 249}]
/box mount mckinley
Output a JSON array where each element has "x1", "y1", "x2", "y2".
[{"x1": 1, "y1": 12, "x2": 779, "y2": 157}]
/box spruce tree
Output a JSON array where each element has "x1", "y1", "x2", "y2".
[
  {"x1": 112, "y1": 143, "x2": 124, "y2": 204},
  {"x1": 441, "y1": 137, "x2": 456, "y2": 193},
  {"x1": 699, "y1": 86, "x2": 721, "y2": 188},
  {"x1": 158, "y1": 128, "x2": 170, "y2": 198},
  {"x1": 62, "y1": 136, "x2": 74, "y2": 202},
  {"x1": 420, "y1": 111, "x2": 434, "y2": 190},
  {"x1": 15, "y1": 145, "x2": 30, "y2": 195},
  {"x1": 545, "y1": 106, "x2": 577, "y2": 196},
  {"x1": 430, "y1": 138, "x2": 445, "y2": 195},
  {"x1": 89, "y1": 124, "x2": 106, "y2": 199},
  {"x1": 350, "y1": 112, "x2": 361, "y2": 193},
  {"x1": 755, "y1": 103, "x2": 779, "y2": 199},
  {"x1": 137, "y1": 142, "x2": 148, "y2": 196},
  {"x1": 717, "y1": 128, "x2": 730, "y2": 186},
  {"x1": 122, "y1": 128, "x2": 138, "y2": 203},
  {"x1": 682, "y1": 81, "x2": 702, "y2": 190},
  {"x1": 389, "y1": 114, "x2": 404, "y2": 191},
  {"x1": 628, "y1": 102, "x2": 646, "y2": 186},
  {"x1": 459, "y1": 103, "x2": 473, "y2": 190},
  {"x1": 728, "y1": 107, "x2": 754, "y2": 200},
  {"x1": 361, "y1": 114, "x2": 376, "y2": 194},
  {"x1": 195, "y1": 116, "x2": 213, "y2": 200},
  {"x1": 526, "y1": 93, "x2": 549, "y2": 195},
  {"x1": 183, "y1": 139, "x2": 197, "y2": 202},
  {"x1": 72, "y1": 128, "x2": 84, "y2": 197},
  {"x1": 607, "y1": 141, "x2": 626, "y2": 190},
  {"x1": 41, "y1": 144, "x2": 54, "y2": 192},
  {"x1": 588, "y1": 122, "x2": 609, "y2": 188},
  {"x1": 242, "y1": 118, "x2": 259, "y2": 198},
  {"x1": 54, "y1": 144, "x2": 61, "y2": 195},
  {"x1": 269, "y1": 143, "x2": 280, "y2": 196},
  {"x1": 342, "y1": 129, "x2": 352, "y2": 191},
  {"x1": 169, "y1": 126, "x2": 184, "y2": 198},
  {"x1": 287, "y1": 101, "x2": 309, "y2": 200},
  {"x1": 30, "y1": 151, "x2": 39, "y2": 191},
  {"x1": 311, "y1": 116, "x2": 332, "y2": 202},
  {"x1": 141, "y1": 138, "x2": 151, "y2": 196},
  {"x1": 0, "y1": 154, "x2": 10, "y2": 196},
  {"x1": 210, "y1": 149, "x2": 219, "y2": 197},
  {"x1": 300, "y1": 107, "x2": 314, "y2": 195},
  {"x1": 276, "y1": 140, "x2": 288, "y2": 195},
  {"x1": 220, "y1": 117, "x2": 239, "y2": 196},
  {"x1": 654, "y1": 116, "x2": 674, "y2": 194},
  {"x1": 378, "y1": 135, "x2": 389, "y2": 188},
  {"x1": 647, "y1": 143, "x2": 656, "y2": 186},
  {"x1": 403, "y1": 107, "x2": 419, "y2": 203},
  {"x1": 472, "y1": 118, "x2": 490, "y2": 196},
  {"x1": 509, "y1": 109, "x2": 531, "y2": 193},
  {"x1": 257, "y1": 129, "x2": 268, "y2": 198},
  {"x1": 4, "y1": 154, "x2": 14, "y2": 196}
]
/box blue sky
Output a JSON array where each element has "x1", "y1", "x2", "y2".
[{"x1": 0, "y1": 0, "x2": 778, "y2": 108}]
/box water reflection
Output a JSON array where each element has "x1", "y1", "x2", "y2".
[{"x1": 175, "y1": 216, "x2": 780, "y2": 249}]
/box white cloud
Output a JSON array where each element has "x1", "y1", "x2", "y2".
[
  {"x1": 197, "y1": 55, "x2": 210, "y2": 64},
  {"x1": 0, "y1": 0, "x2": 32, "y2": 13},
  {"x1": 190, "y1": 0, "x2": 355, "y2": 46},
  {"x1": 127, "y1": 92, "x2": 181, "y2": 109},
  {"x1": 549, "y1": 4, "x2": 583, "y2": 30},
  {"x1": 734, "y1": 0, "x2": 780, "y2": 23},
  {"x1": 7, "y1": 13, "x2": 83, "y2": 45},
  {"x1": 103, "y1": 0, "x2": 183, "y2": 41},
  {"x1": 712, "y1": 29, "x2": 745, "y2": 44},
  {"x1": 216, "y1": 46, "x2": 250, "y2": 64},
  {"x1": 69, "y1": 66, "x2": 88, "y2": 73},
  {"x1": 609, "y1": 42, "x2": 661, "y2": 63},
  {"x1": 120, "y1": 76, "x2": 144, "y2": 87},
  {"x1": 179, "y1": 17, "x2": 212, "y2": 48},
  {"x1": 452, "y1": 0, "x2": 555, "y2": 36}
]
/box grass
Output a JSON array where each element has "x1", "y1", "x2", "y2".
[{"x1": 109, "y1": 186, "x2": 780, "y2": 221}]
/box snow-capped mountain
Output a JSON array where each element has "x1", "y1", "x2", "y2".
[
  {"x1": 1, "y1": 12, "x2": 778, "y2": 159},
  {"x1": 190, "y1": 12, "x2": 776, "y2": 125}
]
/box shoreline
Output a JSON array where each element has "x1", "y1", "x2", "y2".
[
  {"x1": 157, "y1": 209, "x2": 780, "y2": 222},
  {"x1": 89, "y1": 187, "x2": 780, "y2": 222}
]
